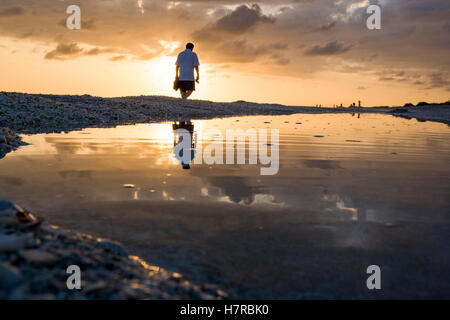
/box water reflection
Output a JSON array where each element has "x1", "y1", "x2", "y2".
[
  {"x1": 205, "y1": 176, "x2": 264, "y2": 205},
  {"x1": 172, "y1": 121, "x2": 196, "y2": 170},
  {"x1": 1, "y1": 114, "x2": 449, "y2": 298},
  {"x1": 322, "y1": 189, "x2": 358, "y2": 221}
]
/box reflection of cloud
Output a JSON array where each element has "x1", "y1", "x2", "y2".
[
  {"x1": 0, "y1": 175, "x2": 24, "y2": 186},
  {"x1": 198, "y1": 176, "x2": 283, "y2": 207},
  {"x1": 58, "y1": 170, "x2": 93, "y2": 180},
  {"x1": 207, "y1": 176, "x2": 262, "y2": 205},
  {"x1": 302, "y1": 159, "x2": 342, "y2": 172},
  {"x1": 322, "y1": 189, "x2": 358, "y2": 221},
  {"x1": 0, "y1": 6, "x2": 25, "y2": 17},
  {"x1": 45, "y1": 139, "x2": 83, "y2": 155}
]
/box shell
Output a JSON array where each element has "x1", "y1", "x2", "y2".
[{"x1": 0, "y1": 200, "x2": 43, "y2": 229}]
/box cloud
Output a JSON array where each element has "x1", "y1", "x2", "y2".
[
  {"x1": 44, "y1": 43, "x2": 112, "y2": 60},
  {"x1": 0, "y1": 0, "x2": 448, "y2": 96},
  {"x1": 272, "y1": 54, "x2": 291, "y2": 65},
  {"x1": 0, "y1": 6, "x2": 25, "y2": 17},
  {"x1": 304, "y1": 41, "x2": 352, "y2": 56},
  {"x1": 110, "y1": 55, "x2": 126, "y2": 62},
  {"x1": 313, "y1": 21, "x2": 337, "y2": 32},
  {"x1": 195, "y1": 39, "x2": 289, "y2": 64},
  {"x1": 193, "y1": 3, "x2": 275, "y2": 42},
  {"x1": 45, "y1": 43, "x2": 84, "y2": 60},
  {"x1": 427, "y1": 72, "x2": 450, "y2": 89},
  {"x1": 213, "y1": 4, "x2": 275, "y2": 33},
  {"x1": 58, "y1": 18, "x2": 97, "y2": 30}
]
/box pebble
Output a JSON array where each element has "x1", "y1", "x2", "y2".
[
  {"x1": 0, "y1": 262, "x2": 23, "y2": 287},
  {"x1": 0, "y1": 200, "x2": 42, "y2": 229},
  {"x1": 0, "y1": 201, "x2": 228, "y2": 299},
  {"x1": 0, "y1": 200, "x2": 23, "y2": 217},
  {"x1": 84, "y1": 281, "x2": 108, "y2": 294},
  {"x1": 97, "y1": 239, "x2": 129, "y2": 257},
  {"x1": 0, "y1": 234, "x2": 29, "y2": 252},
  {"x1": 0, "y1": 128, "x2": 27, "y2": 159},
  {"x1": 19, "y1": 249, "x2": 61, "y2": 266}
]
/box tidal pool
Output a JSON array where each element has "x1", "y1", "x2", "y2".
[{"x1": 1, "y1": 113, "x2": 449, "y2": 298}]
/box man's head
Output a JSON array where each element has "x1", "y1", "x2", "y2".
[{"x1": 186, "y1": 43, "x2": 194, "y2": 50}]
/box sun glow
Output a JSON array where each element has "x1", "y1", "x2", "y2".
[{"x1": 146, "y1": 56, "x2": 178, "y2": 97}]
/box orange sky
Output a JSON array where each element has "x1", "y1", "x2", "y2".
[{"x1": 0, "y1": 0, "x2": 449, "y2": 107}]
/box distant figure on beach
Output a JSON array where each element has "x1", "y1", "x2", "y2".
[
  {"x1": 175, "y1": 43, "x2": 200, "y2": 100},
  {"x1": 173, "y1": 121, "x2": 196, "y2": 169}
]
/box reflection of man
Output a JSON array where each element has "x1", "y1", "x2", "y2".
[
  {"x1": 173, "y1": 121, "x2": 196, "y2": 169},
  {"x1": 175, "y1": 43, "x2": 200, "y2": 100}
]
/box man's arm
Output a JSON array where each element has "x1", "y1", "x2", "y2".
[
  {"x1": 195, "y1": 66, "x2": 199, "y2": 83},
  {"x1": 176, "y1": 66, "x2": 179, "y2": 79}
]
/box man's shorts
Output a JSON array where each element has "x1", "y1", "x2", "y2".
[{"x1": 178, "y1": 81, "x2": 195, "y2": 92}]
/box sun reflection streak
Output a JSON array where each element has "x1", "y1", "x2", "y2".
[{"x1": 137, "y1": 0, "x2": 144, "y2": 14}]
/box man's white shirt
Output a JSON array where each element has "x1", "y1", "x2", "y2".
[{"x1": 175, "y1": 49, "x2": 200, "y2": 81}]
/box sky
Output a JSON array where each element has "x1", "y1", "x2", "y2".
[{"x1": 0, "y1": 0, "x2": 449, "y2": 107}]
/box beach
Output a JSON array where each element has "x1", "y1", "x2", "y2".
[
  {"x1": 0, "y1": 201, "x2": 227, "y2": 299},
  {"x1": 1, "y1": 92, "x2": 449, "y2": 136},
  {"x1": 1, "y1": 92, "x2": 449, "y2": 299},
  {"x1": 1, "y1": 92, "x2": 448, "y2": 158}
]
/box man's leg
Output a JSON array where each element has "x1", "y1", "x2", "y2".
[
  {"x1": 181, "y1": 90, "x2": 193, "y2": 100},
  {"x1": 184, "y1": 90, "x2": 193, "y2": 99}
]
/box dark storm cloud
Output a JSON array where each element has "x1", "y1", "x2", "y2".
[
  {"x1": 213, "y1": 4, "x2": 275, "y2": 33},
  {"x1": 193, "y1": 3, "x2": 275, "y2": 43}
]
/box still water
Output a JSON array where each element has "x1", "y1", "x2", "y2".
[{"x1": 1, "y1": 114, "x2": 449, "y2": 298}]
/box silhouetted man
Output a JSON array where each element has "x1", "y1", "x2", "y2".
[{"x1": 175, "y1": 43, "x2": 200, "y2": 99}]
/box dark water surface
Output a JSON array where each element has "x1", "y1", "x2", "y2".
[{"x1": 1, "y1": 114, "x2": 449, "y2": 298}]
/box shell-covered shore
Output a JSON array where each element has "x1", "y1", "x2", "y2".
[
  {"x1": 0, "y1": 127, "x2": 27, "y2": 160},
  {"x1": 0, "y1": 92, "x2": 308, "y2": 135},
  {"x1": 0, "y1": 201, "x2": 227, "y2": 300},
  {"x1": 1, "y1": 92, "x2": 448, "y2": 137}
]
